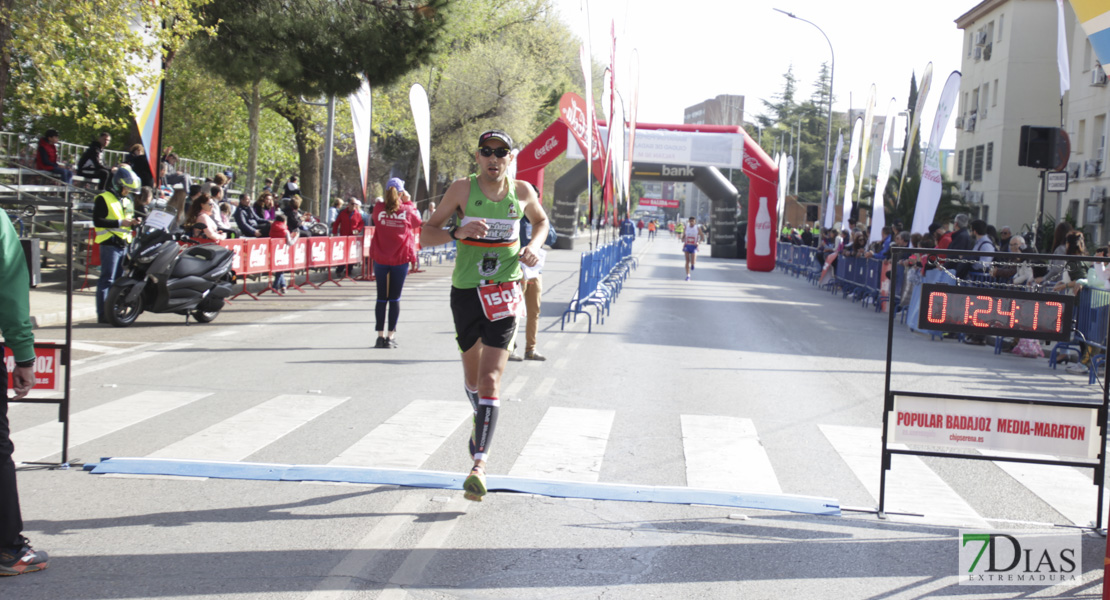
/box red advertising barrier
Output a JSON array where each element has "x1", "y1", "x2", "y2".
[
  {"x1": 4, "y1": 344, "x2": 62, "y2": 393},
  {"x1": 358, "y1": 228, "x2": 376, "y2": 281},
  {"x1": 219, "y1": 239, "x2": 244, "y2": 273},
  {"x1": 271, "y1": 239, "x2": 294, "y2": 272},
  {"x1": 241, "y1": 238, "x2": 270, "y2": 276}
]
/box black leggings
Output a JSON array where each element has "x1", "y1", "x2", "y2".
[{"x1": 374, "y1": 263, "x2": 409, "y2": 332}]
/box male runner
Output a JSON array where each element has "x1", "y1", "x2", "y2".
[
  {"x1": 683, "y1": 216, "x2": 704, "y2": 281},
  {"x1": 420, "y1": 130, "x2": 549, "y2": 502}
]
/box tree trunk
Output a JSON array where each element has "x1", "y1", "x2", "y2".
[
  {"x1": 246, "y1": 80, "x2": 261, "y2": 198},
  {"x1": 0, "y1": 0, "x2": 13, "y2": 130}
]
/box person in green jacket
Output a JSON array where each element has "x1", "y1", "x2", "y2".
[{"x1": 0, "y1": 209, "x2": 49, "y2": 576}]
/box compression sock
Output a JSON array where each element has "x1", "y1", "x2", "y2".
[
  {"x1": 471, "y1": 397, "x2": 500, "y2": 462},
  {"x1": 465, "y1": 384, "x2": 479, "y2": 457}
]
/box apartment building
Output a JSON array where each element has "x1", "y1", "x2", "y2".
[{"x1": 954, "y1": 0, "x2": 1097, "y2": 238}]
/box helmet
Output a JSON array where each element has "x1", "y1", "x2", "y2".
[{"x1": 112, "y1": 165, "x2": 141, "y2": 194}]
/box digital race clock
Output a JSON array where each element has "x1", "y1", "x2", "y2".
[{"x1": 917, "y1": 283, "x2": 1076, "y2": 341}]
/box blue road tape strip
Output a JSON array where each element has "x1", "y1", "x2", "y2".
[{"x1": 88, "y1": 457, "x2": 841, "y2": 516}]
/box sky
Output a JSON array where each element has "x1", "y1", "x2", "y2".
[{"x1": 552, "y1": 0, "x2": 976, "y2": 148}]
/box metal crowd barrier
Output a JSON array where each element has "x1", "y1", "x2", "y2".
[
  {"x1": 561, "y1": 235, "x2": 637, "y2": 333},
  {"x1": 778, "y1": 242, "x2": 1110, "y2": 385}
]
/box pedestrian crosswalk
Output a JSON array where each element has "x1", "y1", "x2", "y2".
[{"x1": 10, "y1": 389, "x2": 1107, "y2": 529}]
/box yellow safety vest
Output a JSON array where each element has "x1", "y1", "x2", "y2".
[{"x1": 94, "y1": 191, "x2": 134, "y2": 245}]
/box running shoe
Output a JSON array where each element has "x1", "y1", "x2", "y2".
[
  {"x1": 463, "y1": 466, "x2": 487, "y2": 502},
  {"x1": 524, "y1": 350, "x2": 546, "y2": 361},
  {"x1": 374, "y1": 337, "x2": 388, "y2": 349},
  {"x1": 1066, "y1": 363, "x2": 1089, "y2": 375},
  {"x1": 0, "y1": 537, "x2": 48, "y2": 576},
  {"x1": 387, "y1": 338, "x2": 399, "y2": 348},
  {"x1": 508, "y1": 352, "x2": 523, "y2": 362},
  {"x1": 685, "y1": 275, "x2": 690, "y2": 281}
]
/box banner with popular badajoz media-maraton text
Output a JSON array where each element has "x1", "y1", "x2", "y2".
[{"x1": 889, "y1": 395, "x2": 1099, "y2": 460}]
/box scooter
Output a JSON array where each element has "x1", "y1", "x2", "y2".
[{"x1": 106, "y1": 207, "x2": 235, "y2": 327}]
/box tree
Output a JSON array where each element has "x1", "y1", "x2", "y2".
[
  {"x1": 189, "y1": 0, "x2": 450, "y2": 213},
  {"x1": 0, "y1": 0, "x2": 211, "y2": 130},
  {"x1": 371, "y1": 0, "x2": 579, "y2": 200}
]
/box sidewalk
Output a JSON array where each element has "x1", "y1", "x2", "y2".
[{"x1": 28, "y1": 270, "x2": 97, "y2": 328}]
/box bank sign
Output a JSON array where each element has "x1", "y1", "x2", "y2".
[{"x1": 959, "y1": 531, "x2": 1080, "y2": 586}]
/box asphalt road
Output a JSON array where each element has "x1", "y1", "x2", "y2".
[{"x1": 5, "y1": 233, "x2": 1107, "y2": 599}]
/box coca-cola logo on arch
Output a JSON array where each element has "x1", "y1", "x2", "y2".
[{"x1": 534, "y1": 136, "x2": 560, "y2": 161}]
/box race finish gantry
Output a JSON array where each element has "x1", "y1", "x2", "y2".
[{"x1": 513, "y1": 119, "x2": 779, "y2": 270}]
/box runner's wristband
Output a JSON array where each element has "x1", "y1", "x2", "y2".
[
  {"x1": 448, "y1": 226, "x2": 460, "y2": 240},
  {"x1": 15, "y1": 358, "x2": 35, "y2": 368}
]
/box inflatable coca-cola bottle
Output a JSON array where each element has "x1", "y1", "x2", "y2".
[{"x1": 746, "y1": 195, "x2": 777, "y2": 271}]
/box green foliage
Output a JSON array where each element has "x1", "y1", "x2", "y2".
[
  {"x1": 754, "y1": 64, "x2": 840, "y2": 205},
  {"x1": 191, "y1": 0, "x2": 450, "y2": 97},
  {"x1": 162, "y1": 50, "x2": 300, "y2": 179},
  {"x1": 0, "y1": 0, "x2": 213, "y2": 130},
  {"x1": 371, "y1": 0, "x2": 578, "y2": 184}
]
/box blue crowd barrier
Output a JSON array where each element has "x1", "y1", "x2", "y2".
[
  {"x1": 1049, "y1": 286, "x2": 1110, "y2": 384},
  {"x1": 777, "y1": 242, "x2": 1110, "y2": 384},
  {"x1": 561, "y1": 235, "x2": 638, "y2": 333}
]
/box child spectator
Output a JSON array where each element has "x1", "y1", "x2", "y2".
[{"x1": 269, "y1": 213, "x2": 298, "y2": 293}]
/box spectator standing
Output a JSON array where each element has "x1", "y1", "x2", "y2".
[
  {"x1": 0, "y1": 208, "x2": 49, "y2": 576},
  {"x1": 125, "y1": 144, "x2": 155, "y2": 189},
  {"x1": 369, "y1": 178, "x2": 422, "y2": 348},
  {"x1": 509, "y1": 184, "x2": 554, "y2": 362},
  {"x1": 647, "y1": 220, "x2": 657, "y2": 240},
  {"x1": 34, "y1": 129, "x2": 72, "y2": 184},
  {"x1": 332, "y1": 198, "x2": 365, "y2": 278},
  {"x1": 94, "y1": 166, "x2": 142, "y2": 323},
  {"x1": 422, "y1": 202, "x2": 436, "y2": 223},
  {"x1": 326, "y1": 198, "x2": 342, "y2": 226},
  {"x1": 77, "y1": 132, "x2": 112, "y2": 190},
  {"x1": 282, "y1": 175, "x2": 300, "y2": 200},
  {"x1": 637, "y1": 218, "x2": 644, "y2": 237},
  {"x1": 998, "y1": 226, "x2": 1012, "y2": 251},
  {"x1": 269, "y1": 214, "x2": 298, "y2": 294},
  {"x1": 283, "y1": 196, "x2": 304, "y2": 235}
]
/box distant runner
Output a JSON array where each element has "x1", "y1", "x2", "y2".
[
  {"x1": 420, "y1": 130, "x2": 549, "y2": 502},
  {"x1": 683, "y1": 216, "x2": 704, "y2": 281}
]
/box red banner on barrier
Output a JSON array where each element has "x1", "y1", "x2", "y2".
[
  {"x1": 363, "y1": 227, "x2": 374, "y2": 258},
  {"x1": 292, "y1": 238, "x2": 308, "y2": 269},
  {"x1": 241, "y1": 238, "x2": 270, "y2": 275},
  {"x1": 271, "y1": 239, "x2": 293, "y2": 272},
  {"x1": 329, "y1": 237, "x2": 348, "y2": 267},
  {"x1": 308, "y1": 238, "x2": 329, "y2": 267},
  {"x1": 219, "y1": 239, "x2": 243, "y2": 273},
  {"x1": 347, "y1": 235, "x2": 361, "y2": 264},
  {"x1": 4, "y1": 345, "x2": 61, "y2": 392}
]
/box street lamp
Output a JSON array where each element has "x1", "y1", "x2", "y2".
[{"x1": 774, "y1": 8, "x2": 834, "y2": 226}]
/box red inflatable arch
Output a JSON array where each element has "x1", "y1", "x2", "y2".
[{"x1": 515, "y1": 120, "x2": 779, "y2": 271}]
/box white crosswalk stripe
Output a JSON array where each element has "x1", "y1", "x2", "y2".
[
  {"x1": 330, "y1": 399, "x2": 472, "y2": 470},
  {"x1": 150, "y1": 394, "x2": 348, "y2": 461},
  {"x1": 12, "y1": 390, "x2": 210, "y2": 464},
  {"x1": 509, "y1": 407, "x2": 615, "y2": 482},
  {"x1": 682, "y1": 415, "x2": 781, "y2": 494},
  {"x1": 819, "y1": 424, "x2": 990, "y2": 528},
  {"x1": 982, "y1": 450, "x2": 1108, "y2": 528}
]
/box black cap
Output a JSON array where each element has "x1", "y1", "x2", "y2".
[{"x1": 478, "y1": 130, "x2": 513, "y2": 148}]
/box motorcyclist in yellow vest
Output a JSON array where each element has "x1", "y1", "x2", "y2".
[{"x1": 94, "y1": 166, "x2": 141, "y2": 324}]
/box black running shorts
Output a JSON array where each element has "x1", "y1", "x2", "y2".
[{"x1": 450, "y1": 286, "x2": 518, "y2": 352}]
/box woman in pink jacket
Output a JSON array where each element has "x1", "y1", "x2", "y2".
[{"x1": 368, "y1": 178, "x2": 422, "y2": 348}]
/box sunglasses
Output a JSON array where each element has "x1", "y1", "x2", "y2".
[{"x1": 478, "y1": 146, "x2": 511, "y2": 158}]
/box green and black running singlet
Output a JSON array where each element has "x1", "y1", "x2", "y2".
[{"x1": 452, "y1": 174, "x2": 524, "y2": 289}]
